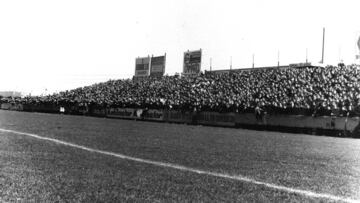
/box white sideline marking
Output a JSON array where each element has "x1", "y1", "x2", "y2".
[{"x1": 0, "y1": 128, "x2": 359, "y2": 203}]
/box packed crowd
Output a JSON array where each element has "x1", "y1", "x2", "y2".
[{"x1": 2, "y1": 64, "x2": 360, "y2": 116}]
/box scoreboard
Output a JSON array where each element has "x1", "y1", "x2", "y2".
[
  {"x1": 150, "y1": 54, "x2": 166, "y2": 77},
  {"x1": 183, "y1": 49, "x2": 202, "y2": 75},
  {"x1": 135, "y1": 57, "x2": 150, "y2": 77}
]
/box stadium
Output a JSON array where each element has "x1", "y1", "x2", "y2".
[
  {"x1": 2, "y1": 1, "x2": 360, "y2": 202},
  {"x1": 1, "y1": 60, "x2": 360, "y2": 137},
  {"x1": 1, "y1": 58, "x2": 360, "y2": 202}
]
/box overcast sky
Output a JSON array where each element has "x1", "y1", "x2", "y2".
[{"x1": 1, "y1": 0, "x2": 360, "y2": 95}]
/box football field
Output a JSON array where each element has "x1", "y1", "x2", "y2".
[{"x1": 0, "y1": 110, "x2": 359, "y2": 202}]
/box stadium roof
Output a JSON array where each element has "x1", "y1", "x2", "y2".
[{"x1": 206, "y1": 63, "x2": 320, "y2": 74}]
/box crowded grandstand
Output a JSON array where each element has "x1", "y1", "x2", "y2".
[{"x1": 1, "y1": 64, "x2": 360, "y2": 117}]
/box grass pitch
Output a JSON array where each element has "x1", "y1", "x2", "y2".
[{"x1": 0, "y1": 110, "x2": 360, "y2": 202}]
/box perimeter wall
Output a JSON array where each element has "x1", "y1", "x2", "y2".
[{"x1": 1, "y1": 103, "x2": 359, "y2": 137}]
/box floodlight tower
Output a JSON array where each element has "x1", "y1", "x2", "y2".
[
  {"x1": 320, "y1": 28, "x2": 325, "y2": 64},
  {"x1": 252, "y1": 54, "x2": 255, "y2": 68}
]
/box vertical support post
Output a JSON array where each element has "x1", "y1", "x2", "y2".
[
  {"x1": 321, "y1": 27, "x2": 325, "y2": 64},
  {"x1": 164, "y1": 53, "x2": 166, "y2": 76},
  {"x1": 356, "y1": 35, "x2": 360, "y2": 64},
  {"x1": 252, "y1": 54, "x2": 255, "y2": 68},
  {"x1": 148, "y1": 55, "x2": 150, "y2": 76}
]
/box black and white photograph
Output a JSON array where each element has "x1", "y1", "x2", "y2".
[{"x1": 1, "y1": 0, "x2": 360, "y2": 202}]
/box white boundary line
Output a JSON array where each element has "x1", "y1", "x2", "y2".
[{"x1": 0, "y1": 128, "x2": 359, "y2": 203}]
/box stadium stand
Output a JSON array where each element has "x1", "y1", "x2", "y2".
[{"x1": 3, "y1": 64, "x2": 357, "y2": 116}]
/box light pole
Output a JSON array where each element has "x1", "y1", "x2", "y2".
[
  {"x1": 321, "y1": 28, "x2": 325, "y2": 64},
  {"x1": 252, "y1": 54, "x2": 255, "y2": 68}
]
